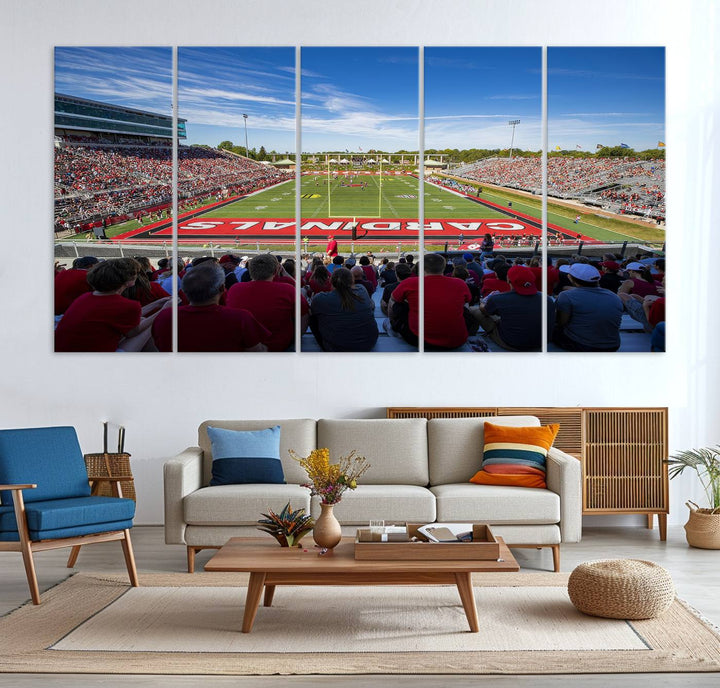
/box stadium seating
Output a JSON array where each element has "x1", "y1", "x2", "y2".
[
  {"x1": 453, "y1": 157, "x2": 665, "y2": 221},
  {"x1": 54, "y1": 144, "x2": 292, "y2": 226}
]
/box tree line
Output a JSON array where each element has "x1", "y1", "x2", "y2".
[{"x1": 210, "y1": 142, "x2": 665, "y2": 163}]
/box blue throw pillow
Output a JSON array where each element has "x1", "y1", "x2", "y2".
[{"x1": 207, "y1": 426, "x2": 285, "y2": 486}]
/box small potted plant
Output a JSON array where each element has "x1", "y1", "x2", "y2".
[
  {"x1": 257, "y1": 502, "x2": 314, "y2": 547},
  {"x1": 666, "y1": 446, "x2": 720, "y2": 549}
]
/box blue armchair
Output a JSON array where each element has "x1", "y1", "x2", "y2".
[{"x1": 0, "y1": 426, "x2": 139, "y2": 604}]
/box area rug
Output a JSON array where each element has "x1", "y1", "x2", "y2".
[{"x1": 1, "y1": 572, "x2": 719, "y2": 675}]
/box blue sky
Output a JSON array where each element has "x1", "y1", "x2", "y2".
[
  {"x1": 178, "y1": 47, "x2": 295, "y2": 152},
  {"x1": 424, "y1": 47, "x2": 541, "y2": 151},
  {"x1": 301, "y1": 47, "x2": 418, "y2": 152},
  {"x1": 54, "y1": 47, "x2": 172, "y2": 113},
  {"x1": 54, "y1": 46, "x2": 665, "y2": 153},
  {"x1": 548, "y1": 47, "x2": 665, "y2": 151}
]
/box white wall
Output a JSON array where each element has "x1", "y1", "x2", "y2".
[{"x1": 1, "y1": 0, "x2": 718, "y2": 526}]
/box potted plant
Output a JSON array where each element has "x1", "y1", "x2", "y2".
[
  {"x1": 257, "y1": 502, "x2": 314, "y2": 547},
  {"x1": 666, "y1": 446, "x2": 720, "y2": 549}
]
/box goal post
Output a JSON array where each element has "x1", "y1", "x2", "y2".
[{"x1": 324, "y1": 153, "x2": 383, "y2": 219}]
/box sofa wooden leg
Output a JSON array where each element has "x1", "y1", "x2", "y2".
[
  {"x1": 121, "y1": 529, "x2": 139, "y2": 587},
  {"x1": 66, "y1": 545, "x2": 81, "y2": 568},
  {"x1": 551, "y1": 545, "x2": 560, "y2": 573},
  {"x1": 187, "y1": 546, "x2": 196, "y2": 574}
]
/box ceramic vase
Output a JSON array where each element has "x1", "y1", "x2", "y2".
[{"x1": 313, "y1": 502, "x2": 342, "y2": 549}]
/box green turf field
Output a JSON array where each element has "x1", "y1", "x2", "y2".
[
  {"x1": 94, "y1": 172, "x2": 663, "y2": 246},
  {"x1": 203, "y1": 174, "x2": 509, "y2": 220}
]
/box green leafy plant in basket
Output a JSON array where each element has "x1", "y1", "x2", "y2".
[
  {"x1": 257, "y1": 502, "x2": 315, "y2": 547},
  {"x1": 666, "y1": 446, "x2": 720, "y2": 549},
  {"x1": 666, "y1": 446, "x2": 720, "y2": 513}
]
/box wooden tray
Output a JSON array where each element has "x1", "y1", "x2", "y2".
[{"x1": 354, "y1": 524, "x2": 500, "y2": 560}]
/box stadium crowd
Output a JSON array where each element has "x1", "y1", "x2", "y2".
[
  {"x1": 453, "y1": 156, "x2": 665, "y2": 221},
  {"x1": 54, "y1": 246, "x2": 664, "y2": 354},
  {"x1": 54, "y1": 143, "x2": 293, "y2": 228}
]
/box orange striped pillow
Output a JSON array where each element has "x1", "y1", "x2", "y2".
[{"x1": 469, "y1": 423, "x2": 559, "y2": 489}]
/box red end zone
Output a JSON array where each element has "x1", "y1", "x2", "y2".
[{"x1": 114, "y1": 217, "x2": 599, "y2": 243}]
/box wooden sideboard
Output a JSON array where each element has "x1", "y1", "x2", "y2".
[{"x1": 386, "y1": 407, "x2": 669, "y2": 540}]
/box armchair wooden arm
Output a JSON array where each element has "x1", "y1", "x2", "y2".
[
  {"x1": 89, "y1": 477, "x2": 134, "y2": 482},
  {"x1": 0, "y1": 484, "x2": 37, "y2": 491}
]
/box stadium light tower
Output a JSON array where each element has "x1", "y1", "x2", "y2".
[
  {"x1": 242, "y1": 113, "x2": 249, "y2": 158},
  {"x1": 508, "y1": 119, "x2": 520, "y2": 159}
]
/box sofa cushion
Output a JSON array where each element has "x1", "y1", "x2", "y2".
[
  {"x1": 470, "y1": 422, "x2": 559, "y2": 489},
  {"x1": 184, "y1": 484, "x2": 311, "y2": 526},
  {"x1": 0, "y1": 426, "x2": 91, "y2": 505},
  {"x1": 198, "y1": 420, "x2": 316, "y2": 487},
  {"x1": 427, "y1": 416, "x2": 540, "y2": 486},
  {"x1": 317, "y1": 419, "x2": 428, "y2": 485},
  {"x1": 206, "y1": 425, "x2": 284, "y2": 486},
  {"x1": 489, "y1": 524, "x2": 561, "y2": 546},
  {"x1": 430, "y1": 483, "x2": 560, "y2": 524},
  {"x1": 312, "y1": 485, "x2": 436, "y2": 525},
  {"x1": 0, "y1": 496, "x2": 134, "y2": 540}
]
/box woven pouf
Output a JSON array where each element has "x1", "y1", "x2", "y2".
[{"x1": 568, "y1": 559, "x2": 675, "y2": 619}]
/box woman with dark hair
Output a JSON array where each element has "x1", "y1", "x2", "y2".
[
  {"x1": 123, "y1": 259, "x2": 170, "y2": 306},
  {"x1": 618, "y1": 262, "x2": 662, "y2": 298},
  {"x1": 307, "y1": 262, "x2": 332, "y2": 295},
  {"x1": 308, "y1": 267, "x2": 378, "y2": 351},
  {"x1": 358, "y1": 255, "x2": 378, "y2": 291}
]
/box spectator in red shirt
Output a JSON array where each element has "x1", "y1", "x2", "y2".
[
  {"x1": 358, "y1": 255, "x2": 378, "y2": 292},
  {"x1": 481, "y1": 262, "x2": 512, "y2": 297},
  {"x1": 152, "y1": 263, "x2": 269, "y2": 352},
  {"x1": 618, "y1": 262, "x2": 662, "y2": 299},
  {"x1": 390, "y1": 253, "x2": 471, "y2": 350},
  {"x1": 55, "y1": 258, "x2": 162, "y2": 352},
  {"x1": 326, "y1": 235, "x2": 338, "y2": 258},
  {"x1": 307, "y1": 263, "x2": 332, "y2": 295},
  {"x1": 54, "y1": 255, "x2": 99, "y2": 315},
  {"x1": 226, "y1": 254, "x2": 308, "y2": 352}
]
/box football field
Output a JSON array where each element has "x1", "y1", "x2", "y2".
[{"x1": 110, "y1": 173, "x2": 656, "y2": 247}]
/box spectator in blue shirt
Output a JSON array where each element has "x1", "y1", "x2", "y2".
[{"x1": 553, "y1": 263, "x2": 623, "y2": 352}]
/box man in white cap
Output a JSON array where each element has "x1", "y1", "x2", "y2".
[{"x1": 553, "y1": 263, "x2": 623, "y2": 352}]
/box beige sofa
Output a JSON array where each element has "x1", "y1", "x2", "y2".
[{"x1": 164, "y1": 417, "x2": 582, "y2": 572}]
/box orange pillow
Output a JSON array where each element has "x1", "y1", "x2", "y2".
[{"x1": 470, "y1": 423, "x2": 559, "y2": 489}]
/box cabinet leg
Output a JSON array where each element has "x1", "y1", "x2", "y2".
[
  {"x1": 646, "y1": 513, "x2": 654, "y2": 529},
  {"x1": 658, "y1": 513, "x2": 667, "y2": 541}
]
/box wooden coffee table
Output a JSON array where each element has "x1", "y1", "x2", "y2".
[{"x1": 204, "y1": 536, "x2": 519, "y2": 633}]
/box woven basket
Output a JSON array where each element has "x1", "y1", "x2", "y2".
[
  {"x1": 684, "y1": 501, "x2": 720, "y2": 549},
  {"x1": 84, "y1": 452, "x2": 136, "y2": 501},
  {"x1": 568, "y1": 559, "x2": 675, "y2": 619}
]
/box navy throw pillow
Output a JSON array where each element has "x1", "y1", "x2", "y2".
[{"x1": 207, "y1": 426, "x2": 285, "y2": 486}]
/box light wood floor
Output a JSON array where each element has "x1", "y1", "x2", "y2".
[{"x1": 1, "y1": 525, "x2": 718, "y2": 688}]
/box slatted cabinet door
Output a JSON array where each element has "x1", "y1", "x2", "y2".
[{"x1": 582, "y1": 408, "x2": 668, "y2": 513}]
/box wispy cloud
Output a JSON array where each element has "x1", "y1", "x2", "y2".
[
  {"x1": 548, "y1": 67, "x2": 663, "y2": 82},
  {"x1": 55, "y1": 47, "x2": 172, "y2": 112}
]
